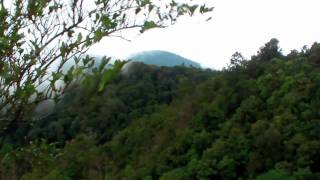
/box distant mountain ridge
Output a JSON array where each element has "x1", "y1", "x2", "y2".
[{"x1": 129, "y1": 50, "x2": 201, "y2": 68}]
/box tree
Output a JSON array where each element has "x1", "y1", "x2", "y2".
[
  {"x1": 256, "y1": 38, "x2": 282, "y2": 61},
  {"x1": 308, "y1": 42, "x2": 320, "y2": 65},
  {"x1": 228, "y1": 51, "x2": 246, "y2": 70},
  {"x1": 0, "y1": 0, "x2": 213, "y2": 136}
]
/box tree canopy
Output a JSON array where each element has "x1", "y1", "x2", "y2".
[{"x1": 1, "y1": 40, "x2": 320, "y2": 179}]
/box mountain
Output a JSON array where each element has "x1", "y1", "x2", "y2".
[{"x1": 129, "y1": 50, "x2": 201, "y2": 68}]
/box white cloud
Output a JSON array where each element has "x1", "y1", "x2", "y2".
[{"x1": 88, "y1": 0, "x2": 320, "y2": 69}]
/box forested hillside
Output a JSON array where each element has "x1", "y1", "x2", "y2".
[{"x1": 1, "y1": 39, "x2": 320, "y2": 179}]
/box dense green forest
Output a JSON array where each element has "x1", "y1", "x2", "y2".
[{"x1": 1, "y1": 39, "x2": 320, "y2": 180}]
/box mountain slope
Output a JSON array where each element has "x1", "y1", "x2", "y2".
[{"x1": 129, "y1": 50, "x2": 201, "y2": 68}]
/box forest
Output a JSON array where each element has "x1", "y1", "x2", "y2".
[
  {"x1": 1, "y1": 0, "x2": 320, "y2": 179},
  {"x1": 1, "y1": 38, "x2": 320, "y2": 179}
]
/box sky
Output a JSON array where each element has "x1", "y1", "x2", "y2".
[{"x1": 88, "y1": 0, "x2": 320, "y2": 69}]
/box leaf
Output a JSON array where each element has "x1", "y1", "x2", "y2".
[
  {"x1": 188, "y1": 5, "x2": 198, "y2": 16},
  {"x1": 82, "y1": 56, "x2": 91, "y2": 66},
  {"x1": 94, "y1": 29, "x2": 104, "y2": 42},
  {"x1": 98, "y1": 60, "x2": 126, "y2": 92},
  {"x1": 140, "y1": 21, "x2": 158, "y2": 33},
  {"x1": 24, "y1": 82, "x2": 36, "y2": 96},
  {"x1": 200, "y1": 5, "x2": 214, "y2": 14},
  {"x1": 135, "y1": 7, "x2": 141, "y2": 14},
  {"x1": 60, "y1": 43, "x2": 67, "y2": 57},
  {"x1": 98, "y1": 56, "x2": 111, "y2": 71},
  {"x1": 98, "y1": 71, "x2": 112, "y2": 92},
  {"x1": 148, "y1": 4, "x2": 154, "y2": 12},
  {"x1": 64, "y1": 66, "x2": 74, "y2": 83},
  {"x1": 52, "y1": 72, "x2": 63, "y2": 81},
  {"x1": 101, "y1": 15, "x2": 112, "y2": 28},
  {"x1": 67, "y1": 30, "x2": 74, "y2": 38},
  {"x1": 141, "y1": 0, "x2": 151, "y2": 6}
]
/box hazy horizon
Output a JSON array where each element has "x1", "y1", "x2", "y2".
[{"x1": 88, "y1": 0, "x2": 320, "y2": 69}]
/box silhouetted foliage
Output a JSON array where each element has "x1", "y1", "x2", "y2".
[{"x1": 255, "y1": 38, "x2": 282, "y2": 61}]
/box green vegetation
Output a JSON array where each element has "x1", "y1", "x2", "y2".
[
  {"x1": 0, "y1": 0, "x2": 211, "y2": 137},
  {"x1": 1, "y1": 39, "x2": 320, "y2": 179}
]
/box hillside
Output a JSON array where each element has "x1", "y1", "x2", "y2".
[
  {"x1": 129, "y1": 50, "x2": 201, "y2": 68},
  {"x1": 1, "y1": 40, "x2": 320, "y2": 179}
]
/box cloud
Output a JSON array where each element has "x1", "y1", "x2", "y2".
[{"x1": 88, "y1": 0, "x2": 320, "y2": 69}]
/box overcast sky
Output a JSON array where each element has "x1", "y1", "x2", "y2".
[{"x1": 88, "y1": 0, "x2": 320, "y2": 69}]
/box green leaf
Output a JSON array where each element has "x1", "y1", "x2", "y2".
[
  {"x1": 94, "y1": 29, "x2": 104, "y2": 42},
  {"x1": 188, "y1": 5, "x2": 198, "y2": 16},
  {"x1": 64, "y1": 66, "x2": 74, "y2": 83},
  {"x1": 98, "y1": 70, "x2": 112, "y2": 92},
  {"x1": 200, "y1": 5, "x2": 214, "y2": 14},
  {"x1": 98, "y1": 60, "x2": 126, "y2": 92},
  {"x1": 140, "y1": 21, "x2": 158, "y2": 33},
  {"x1": 52, "y1": 72, "x2": 63, "y2": 81},
  {"x1": 98, "y1": 56, "x2": 111, "y2": 71}
]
